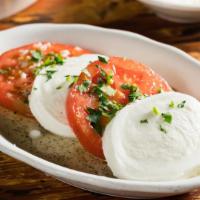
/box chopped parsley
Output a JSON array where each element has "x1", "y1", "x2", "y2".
[
  {"x1": 56, "y1": 75, "x2": 78, "y2": 90},
  {"x1": 86, "y1": 108, "x2": 102, "y2": 134},
  {"x1": 121, "y1": 83, "x2": 136, "y2": 90},
  {"x1": 141, "y1": 103, "x2": 174, "y2": 133},
  {"x1": 0, "y1": 69, "x2": 9, "y2": 74},
  {"x1": 177, "y1": 100, "x2": 186, "y2": 108},
  {"x1": 42, "y1": 70, "x2": 57, "y2": 81},
  {"x1": 86, "y1": 82, "x2": 123, "y2": 134},
  {"x1": 152, "y1": 106, "x2": 160, "y2": 115},
  {"x1": 55, "y1": 75, "x2": 80, "y2": 90},
  {"x1": 44, "y1": 53, "x2": 64, "y2": 65},
  {"x1": 56, "y1": 85, "x2": 63, "y2": 90},
  {"x1": 91, "y1": 85, "x2": 123, "y2": 118},
  {"x1": 140, "y1": 119, "x2": 148, "y2": 124},
  {"x1": 98, "y1": 95, "x2": 123, "y2": 118},
  {"x1": 121, "y1": 84, "x2": 142, "y2": 102},
  {"x1": 80, "y1": 65, "x2": 146, "y2": 135},
  {"x1": 43, "y1": 56, "x2": 53, "y2": 66},
  {"x1": 54, "y1": 53, "x2": 64, "y2": 65},
  {"x1": 65, "y1": 75, "x2": 78, "y2": 87},
  {"x1": 106, "y1": 73, "x2": 114, "y2": 85},
  {"x1": 98, "y1": 56, "x2": 108, "y2": 64},
  {"x1": 169, "y1": 101, "x2": 175, "y2": 108},
  {"x1": 96, "y1": 64, "x2": 106, "y2": 77},
  {"x1": 31, "y1": 50, "x2": 42, "y2": 62},
  {"x1": 161, "y1": 112, "x2": 172, "y2": 124},
  {"x1": 160, "y1": 125, "x2": 167, "y2": 134},
  {"x1": 34, "y1": 53, "x2": 65, "y2": 76},
  {"x1": 95, "y1": 64, "x2": 114, "y2": 85},
  {"x1": 86, "y1": 103, "x2": 122, "y2": 134},
  {"x1": 77, "y1": 80, "x2": 91, "y2": 93},
  {"x1": 128, "y1": 92, "x2": 142, "y2": 102}
]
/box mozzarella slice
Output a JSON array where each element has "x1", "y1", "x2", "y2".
[
  {"x1": 29, "y1": 54, "x2": 107, "y2": 138},
  {"x1": 103, "y1": 92, "x2": 200, "y2": 181}
]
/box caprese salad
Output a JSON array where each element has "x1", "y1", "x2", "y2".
[{"x1": 1, "y1": 41, "x2": 200, "y2": 181}]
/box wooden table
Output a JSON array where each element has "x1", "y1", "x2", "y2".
[{"x1": 0, "y1": 0, "x2": 200, "y2": 199}]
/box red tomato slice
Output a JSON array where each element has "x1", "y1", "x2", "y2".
[
  {"x1": 0, "y1": 42, "x2": 91, "y2": 117},
  {"x1": 66, "y1": 57, "x2": 171, "y2": 158}
]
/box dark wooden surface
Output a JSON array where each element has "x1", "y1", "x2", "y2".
[{"x1": 0, "y1": 0, "x2": 200, "y2": 199}]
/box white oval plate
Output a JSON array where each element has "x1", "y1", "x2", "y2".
[
  {"x1": 1, "y1": 24, "x2": 200, "y2": 199},
  {"x1": 138, "y1": 0, "x2": 200, "y2": 23},
  {"x1": 0, "y1": 0, "x2": 36, "y2": 20}
]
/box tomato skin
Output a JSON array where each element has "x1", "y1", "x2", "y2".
[
  {"x1": 67, "y1": 57, "x2": 171, "y2": 159},
  {"x1": 110, "y1": 57, "x2": 171, "y2": 96},
  {"x1": 0, "y1": 42, "x2": 91, "y2": 117},
  {"x1": 67, "y1": 89, "x2": 103, "y2": 158}
]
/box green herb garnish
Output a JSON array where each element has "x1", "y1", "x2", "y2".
[
  {"x1": 128, "y1": 92, "x2": 142, "y2": 102},
  {"x1": 54, "y1": 53, "x2": 64, "y2": 65},
  {"x1": 140, "y1": 119, "x2": 148, "y2": 124},
  {"x1": 91, "y1": 85, "x2": 123, "y2": 118},
  {"x1": 43, "y1": 56, "x2": 53, "y2": 66},
  {"x1": 106, "y1": 73, "x2": 113, "y2": 84},
  {"x1": 96, "y1": 64, "x2": 107, "y2": 77},
  {"x1": 99, "y1": 95, "x2": 123, "y2": 118},
  {"x1": 56, "y1": 75, "x2": 79, "y2": 90},
  {"x1": 169, "y1": 101, "x2": 175, "y2": 108},
  {"x1": 86, "y1": 108, "x2": 102, "y2": 134},
  {"x1": 161, "y1": 112, "x2": 172, "y2": 124},
  {"x1": 177, "y1": 100, "x2": 186, "y2": 108},
  {"x1": 152, "y1": 106, "x2": 160, "y2": 115},
  {"x1": 86, "y1": 82, "x2": 123, "y2": 134},
  {"x1": 43, "y1": 70, "x2": 57, "y2": 81},
  {"x1": 98, "y1": 56, "x2": 108, "y2": 64},
  {"x1": 95, "y1": 64, "x2": 114, "y2": 85},
  {"x1": 31, "y1": 50, "x2": 42, "y2": 62},
  {"x1": 33, "y1": 53, "x2": 64, "y2": 75},
  {"x1": 160, "y1": 125, "x2": 167, "y2": 134},
  {"x1": 65, "y1": 75, "x2": 78, "y2": 87},
  {"x1": 56, "y1": 85, "x2": 63, "y2": 90},
  {"x1": 121, "y1": 84, "x2": 142, "y2": 102},
  {"x1": 77, "y1": 80, "x2": 91, "y2": 93},
  {"x1": 121, "y1": 84, "x2": 136, "y2": 91}
]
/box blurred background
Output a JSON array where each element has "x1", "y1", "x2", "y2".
[
  {"x1": 0, "y1": 0, "x2": 145, "y2": 28},
  {"x1": 0, "y1": 0, "x2": 199, "y2": 46}
]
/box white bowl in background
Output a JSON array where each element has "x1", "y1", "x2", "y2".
[
  {"x1": 0, "y1": 0, "x2": 36, "y2": 20},
  {"x1": 138, "y1": 0, "x2": 200, "y2": 23},
  {"x1": 0, "y1": 24, "x2": 200, "y2": 199}
]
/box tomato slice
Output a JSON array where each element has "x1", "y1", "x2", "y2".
[
  {"x1": 0, "y1": 42, "x2": 91, "y2": 117},
  {"x1": 66, "y1": 57, "x2": 171, "y2": 158}
]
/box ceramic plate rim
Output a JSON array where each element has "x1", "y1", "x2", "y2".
[
  {"x1": 138, "y1": 0, "x2": 200, "y2": 10},
  {"x1": 0, "y1": 23, "x2": 200, "y2": 194}
]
